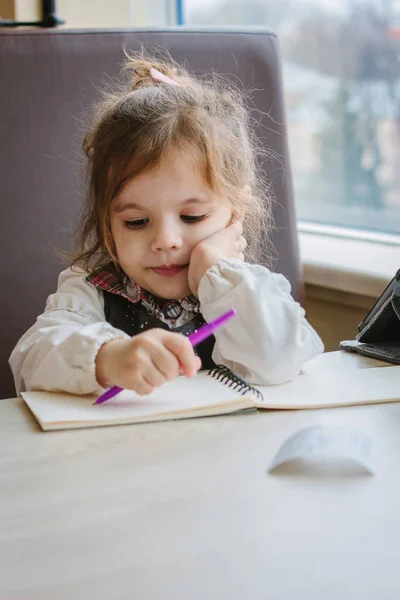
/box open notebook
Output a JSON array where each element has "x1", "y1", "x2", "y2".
[{"x1": 21, "y1": 363, "x2": 400, "y2": 431}]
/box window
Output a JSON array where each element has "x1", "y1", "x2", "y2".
[{"x1": 184, "y1": 0, "x2": 400, "y2": 237}]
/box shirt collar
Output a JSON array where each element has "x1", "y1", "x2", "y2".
[{"x1": 86, "y1": 262, "x2": 200, "y2": 321}]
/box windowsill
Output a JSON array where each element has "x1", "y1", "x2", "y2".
[{"x1": 299, "y1": 227, "x2": 399, "y2": 299}]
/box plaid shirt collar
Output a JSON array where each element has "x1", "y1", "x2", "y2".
[{"x1": 86, "y1": 262, "x2": 200, "y2": 321}]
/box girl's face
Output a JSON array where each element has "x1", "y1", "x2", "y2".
[{"x1": 110, "y1": 149, "x2": 232, "y2": 299}]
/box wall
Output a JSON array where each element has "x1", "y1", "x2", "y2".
[
  {"x1": 304, "y1": 284, "x2": 374, "y2": 352},
  {"x1": 0, "y1": 0, "x2": 177, "y2": 27},
  {"x1": 0, "y1": 0, "x2": 15, "y2": 18},
  {"x1": 57, "y1": 0, "x2": 131, "y2": 28}
]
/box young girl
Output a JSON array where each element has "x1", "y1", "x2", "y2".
[{"x1": 10, "y1": 55, "x2": 323, "y2": 397}]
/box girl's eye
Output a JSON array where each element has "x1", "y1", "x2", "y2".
[
  {"x1": 124, "y1": 219, "x2": 149, "y2": 230},
  {"x1": 181, "y1": 214, "x2": 207, "y2": 224}
]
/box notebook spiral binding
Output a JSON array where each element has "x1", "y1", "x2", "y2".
[{"x1": 208, "y1": 365, "x2": 264, "y2": 401}]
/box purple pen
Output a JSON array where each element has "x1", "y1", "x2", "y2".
[
  {"x1": 187, "y1": 309, "x2": 236, "y2": 346},
  {"x1": 94, "y1": 308, "x2": 237, "y2": 405}
]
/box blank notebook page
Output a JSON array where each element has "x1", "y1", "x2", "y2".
[
  {"x1": 22, "y1": 372, "x2": 254, "y2": 430},
  {"x1": 253, "y1": 364, "x2": 400, "y2": 409}
]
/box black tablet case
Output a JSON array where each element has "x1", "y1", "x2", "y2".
[{"x1": 340, "y1": 270, "x2": 400, "y2": 364}]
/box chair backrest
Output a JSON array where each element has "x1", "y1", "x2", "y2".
[{"x1": 0, "y1": 27, "x2": 301, "y2": 399}]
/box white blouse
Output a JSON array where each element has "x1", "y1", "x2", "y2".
[{"x1": 9, "y1": 258, "x2": 324, "y2": 395}]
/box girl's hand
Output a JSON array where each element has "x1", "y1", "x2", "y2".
[
  {"x1": 188, "y1": 221, "x2": 247, "y2": 296},
  {"x1": 95, "y1": 329, "x2": 202, "y2": 395}
]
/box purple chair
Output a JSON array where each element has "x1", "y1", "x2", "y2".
[{"x1": 0, "y1": 28, "x2": 301, "y2": 398}]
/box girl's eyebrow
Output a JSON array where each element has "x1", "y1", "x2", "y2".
[
  {"x1": 181, "y1": 197, "x2": 210, "y2": 206},
  {"x1": 114, "y1": 197, "x2": 211, "y2": 213},
  {"x1": 113, "y1": 201, "x2": 144, "y2": 213}
]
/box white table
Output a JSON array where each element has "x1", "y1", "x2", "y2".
[{"x1": 1, "y1": 352, "x2": 399, "y2": 600}]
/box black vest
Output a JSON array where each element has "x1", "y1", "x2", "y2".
[{"x1": 103, "y1": 290, "x2": 216, "y2": 370}]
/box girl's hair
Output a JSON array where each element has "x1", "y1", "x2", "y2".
[{"x1": 71, "y1": 51, "x2": 273, "y2": 272}]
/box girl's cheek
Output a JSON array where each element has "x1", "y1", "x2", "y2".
[
  {"x1": 198, "y1": 216, "x2": 228, "y2": 239},
  {"x1": 186, "y1": 227, "x2": 211, "y2": 249},
  {"x1": 115, "y1": 234, "x2": 138, "y2": 260}
]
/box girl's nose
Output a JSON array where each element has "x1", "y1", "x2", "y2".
[{"x1": 150, "y1": 222, "x2": 183, "y2": 252}]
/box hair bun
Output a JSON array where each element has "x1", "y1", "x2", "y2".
[{"x1": 123, "y1": 55, "x2": 182, "y2": 91}]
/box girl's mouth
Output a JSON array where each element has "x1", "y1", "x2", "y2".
[{"x1": 151, "y1": 264, "x2": 187, "y2": 278}]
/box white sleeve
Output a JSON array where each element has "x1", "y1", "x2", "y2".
[
  {"x1": 9, "y1": 268, "x2": 129, "y2": 396},
  {"x1": 198, "y1": 258, "x2": 324, "y2": 385}
]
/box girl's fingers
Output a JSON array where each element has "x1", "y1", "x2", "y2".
[
  {"x1": 163, "y1": 333, "x2": 200, "y2": 378},
  {"x1": 230, "y1": 220, "x2": 243, "y2": 235},
  {"x1": 180, "y1": 355, "x2": 202, "y2": 375},
  {"x1": 233, "y1": 218, "x2": 243, "y2": 228},
  {"x1": 237, "y1": 236, "x2": 247, "y2": 251},
  {"x1": 150, "y1": 345, "x2": 181, "y2": 382},
  {"x1": 133, "y1": 374, "x2": 155, "y2": 395},
  {"x1": 142, "y1": 362, "x2": 168, "y2": 387}
]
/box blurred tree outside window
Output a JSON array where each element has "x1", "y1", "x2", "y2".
[{"x1": 185, "y1": 0, "x2": 400, "y2": 235}]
